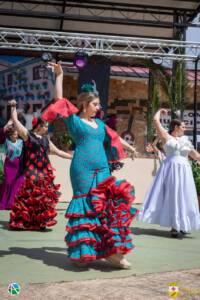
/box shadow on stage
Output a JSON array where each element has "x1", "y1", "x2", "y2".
[
  {"x1": 0, "y1": 220, "x2": 52, "y2": 232},
  {"x1": 0, "y1": 246, "x2": 123, "y2": 272},
  {"x1": 0, "y1": 220, "x2": 9, "y2": 230},
  {"x1": 130, "y1": 227, "x2": 193, "y2": 239}
]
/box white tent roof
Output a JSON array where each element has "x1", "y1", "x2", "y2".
[{"x1": 0, "y1": 0, "x2": 199, "y2": 39}]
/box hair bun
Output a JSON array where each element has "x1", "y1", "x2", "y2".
[{"x1": 81, "y1": 81, "x2": 99, "y2": 95}]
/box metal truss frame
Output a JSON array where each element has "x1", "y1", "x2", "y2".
[
  {"x1": 0, "y1": 27, "x2": 200, "y2": 61},
  {"x1": 191, "y1": 13, "x2": 200, "y2": 26}
]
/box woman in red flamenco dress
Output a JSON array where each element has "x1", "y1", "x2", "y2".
[{"x1": 9, "y1": 100, "x2": 72, "y2": 230}]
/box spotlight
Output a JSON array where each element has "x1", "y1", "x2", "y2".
[
  {"x1": 41, "y1": 52, "x2": 53, "y2": 63},
  {"x1": 152, "y1": 56, "x2": 163, "y2": 65},
  {"x1": 73, "y1": 52, "x2": 88, "y2": 68}
]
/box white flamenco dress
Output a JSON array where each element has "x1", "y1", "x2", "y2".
[{"x1": 138, "y1": 136, "x2": 200, "y2": 232}]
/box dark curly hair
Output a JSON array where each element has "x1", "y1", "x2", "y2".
[
  {"x1": 7, "y1": 127, "x2": 18, "y2": 139},
  {"x1": 168, "y1": 119, "x2": 183, "y2": 134},
  {"x1": 32, "y1": 117, "x2": 48, "y2": 131}
]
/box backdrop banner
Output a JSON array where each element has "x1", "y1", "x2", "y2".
[{"x1": 78, "y1": 56, "x2": 110, "y2": 113}]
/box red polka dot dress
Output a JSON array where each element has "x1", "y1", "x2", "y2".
[{"x1": 9, "y1": 132, "x2": 60, "y2": 230}]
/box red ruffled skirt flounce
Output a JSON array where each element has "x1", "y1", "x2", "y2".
[
  {"x1": 9, "y1": 174, "x2": 60, "y2": 230},
  {"x1": 65, "y1": 176, "x2": 139, "y2": 261}
]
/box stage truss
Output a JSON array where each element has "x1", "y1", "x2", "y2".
[{"x1": 0, "y1": 27, "x2": 200, "y2": 62}]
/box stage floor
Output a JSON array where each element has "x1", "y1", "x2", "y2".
[{"x1": 0, "y1": 203, "x2": 200, "y2": 287}]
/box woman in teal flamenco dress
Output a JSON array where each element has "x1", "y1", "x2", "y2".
[{"x1": 42, "y1": 63, "x2": 139, "y2": 269}]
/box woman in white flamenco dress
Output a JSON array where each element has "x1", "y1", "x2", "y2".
[{"x1": 138, "y1": 109, "x2": 200, "y2": 238}]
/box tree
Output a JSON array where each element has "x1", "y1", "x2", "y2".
[{"x1": 139, "y1": 58, "x2": 187, "y2": 141}]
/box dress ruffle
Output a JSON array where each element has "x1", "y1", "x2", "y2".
[
  {"x1": 42, "y1": 98, "x2": 126, "y2": 163},
  {"x1": 105, "y1": 125, "x2": 127, "y2": 162},
  {"x1": 42, "y1": 98, "x2": 78, "y2": 122},
  {"x1": 65, "y1": 176, "x2": 139, "y2": 262},
  {"x1": 9, "y1": 174, "x2": 60, "y2": 230}
]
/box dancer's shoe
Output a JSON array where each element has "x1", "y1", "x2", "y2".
[
  {"x1": 170, "y1": 228, "x2": 183, "y2": 239},
  {"x1": 106, "y1": 254, "x2": 131, "y2": 269},
  {"x1": 180, "y1": 230, "x2": 189, "y2": 235}
]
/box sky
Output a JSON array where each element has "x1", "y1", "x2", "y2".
[
  {"x1": 186, "y1": 12, "x2": 200, "y2": 56},
  {"x1": 187, "y1": 27, "x2": 200, "y2": 43},
  {"x1": 186, "y1": 25, "x2": 200, "y2": 69}
]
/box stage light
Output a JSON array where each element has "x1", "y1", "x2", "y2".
[
  {"x1": 41, "y1": 52, "x2": 53, "y2": 63},
  {"x1": 152, "y1": 56, "x2": 163, "y2": 65},
  {"x1": 73, "y1": 52, "x2": 88, "y2": 68}
]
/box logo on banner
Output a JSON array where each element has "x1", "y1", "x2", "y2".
[{"x1": 160, "y1": 110, "x2": 200, "y2": 130}]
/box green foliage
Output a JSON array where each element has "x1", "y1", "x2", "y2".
[
  {"x1": 52, "y1": 132, "x2": 75, "y2": 151},
  {"x1": 58, "y1": 133, "x2": 75, "y2": 149},
  {"x1": 171, "y1": 61, "x2": 187, "y2": 117},
  {"x1": 138, "y1": 58, "x2": 187, "y2": 141},
  {"x1": 191, "y1": 161, "x2": 200, "y2": 195},
  {"x1": 146, "y1": 71, "x2": 160, "y2": 139}
]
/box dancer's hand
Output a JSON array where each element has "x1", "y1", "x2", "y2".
[
  {"x1": 159, "y1": 108, "x2": 168, "y2": 115},
  {"x1": 146, "y1": 143, "x2": 154, "y2": 153},
  {"x1": 154, "y1": 108, "x2": 168, "y2": 123},
  {"x1": 4, "y1": 119, "x2": 13, "y2": 131},
  {"x1": 47, "y1": 62, "x2": 63, "y2": 76},
  {"x1": 127, "y1": 147, "x2": 138, "y2": 160},
  {"x1": 65, "y1": 151, "x2": 73, "y2": 160},
  {"x1": 8, "y1": 99, "x2": 17, "y2": 107},
  {"x1": 8, "y1": 100, "x2": 18, "y2": 120}
]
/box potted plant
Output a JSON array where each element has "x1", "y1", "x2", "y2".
[
  {"x1": 59, "y1": 133, "x2": 75, "y2": 151},
  {"x1": 52, "y1": 131, "x2": 75, "y2": 151},
  {"x1": 191, "y1": 161, "x2": 200, "y2": 211}
]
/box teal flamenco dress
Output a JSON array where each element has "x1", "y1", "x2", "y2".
[{"x1": 42, "y1": 98, "x2": 139, "y2": 261}]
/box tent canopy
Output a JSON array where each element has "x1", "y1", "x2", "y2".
[{"x1": 0, "y1": 0, "x2": 199, "y2": 39}]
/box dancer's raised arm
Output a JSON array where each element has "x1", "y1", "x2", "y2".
[
  {"x1": 153, "y1": 109, "x2": 171, "y2": 142},
  {"x1": 42, "y1": 63, "x2": 78, "y2": 122},
  {"x1": 119, "y1": 137, "x2": 138, "y2": 158},
  {"x1": 3, "y1": 119, "x2": 13, "y2": 131},
  {"x1": 9, "y1": 100, "x2": 28, "y2": 141},
  {"x1": 0, "y1": 119, "x2": 13, "y2": 144},
  {"x1": 189, "y1": 149, "x2": 200, "y2": 161},
  {"x1": 49, "y1": 140, "x2": 73, "y2": 159},
  {"x1": 47, "y1": 62, "x2": 63, "y2": 99}
]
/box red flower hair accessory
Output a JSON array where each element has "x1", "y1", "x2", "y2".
[{"x1": 32, "y1": 117, "x2": 38, "y2": 127}]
